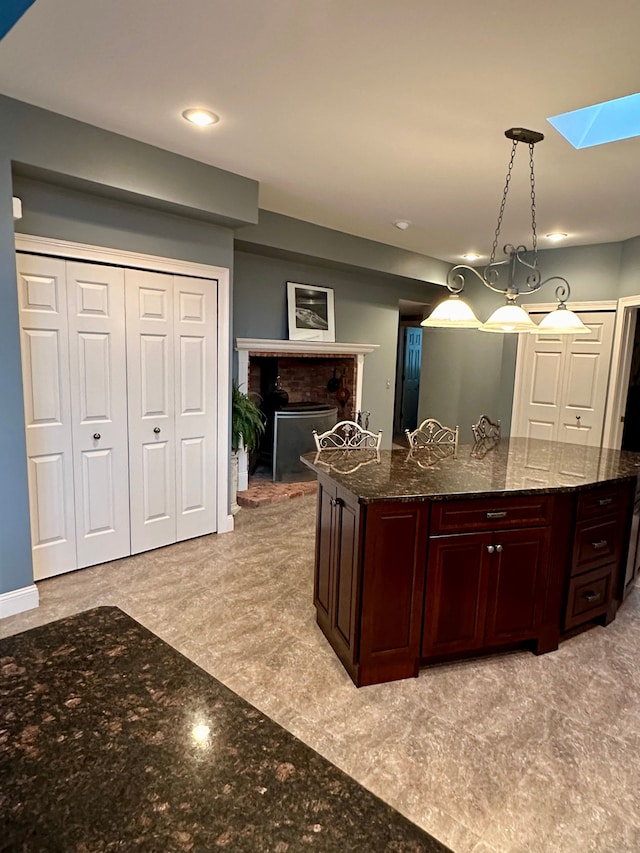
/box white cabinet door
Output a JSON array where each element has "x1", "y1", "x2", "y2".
[
  {"x1": 126, "y1": 269, "x2": 176, "y2": 554},
  {"x1": 16, "y1": 254, "x2": 76, "y2": 579},
  {"x1": 512, "y1": 311, "x2": 615, "y2": 448},
  {"x1": 66, "y1": 261, "x2": 130, "y2": 568},
  {"x1": 174, "y1": 276, "x2": 217, "y2": 540}
]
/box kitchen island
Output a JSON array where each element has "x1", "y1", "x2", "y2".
[{"x1": 301, "y1": 438, "x2": 640, "y2": 687}]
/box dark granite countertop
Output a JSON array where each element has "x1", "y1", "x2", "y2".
[
  {"x1": 301, "y1": 437, "x2": 640, "y2": 503},
  {"x1": 0, "y1": 607, "x2": 451, "y2": 853}
]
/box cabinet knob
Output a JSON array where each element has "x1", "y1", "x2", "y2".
[
  {"x1": 582, "y1": 589, "x2": 601, "y2": 602},
  {"x1": 495, "y1": 544, "x2": 503, "y2": 553},
  {"x1": 93, "y1": 433, "x2": 101, "y2": 440},
  {"x1": 153, "y1": 427, "x2": 161, "y2": 434},
  {"x1": 591, "y1": 539, "x2": 608, "y2": 550},
  {"x1": 487, "y1": 545, "x2": 495, "y2": 554}
]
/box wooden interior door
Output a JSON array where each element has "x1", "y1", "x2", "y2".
[
  {"x1": 66, "y1": 261, "x2": 130, "y2": 568},
  {"x1": 16, "y1": 254, "x2": 76, "y2": 579}
]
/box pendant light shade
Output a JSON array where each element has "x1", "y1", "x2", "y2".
[
  {"x1": 427, "y1": 128, "x2": 584, "y2": 335},
  {"x1": 479, "y1": 301, "x2": 539, "y2": 333},
  {"x1": 534, "y1": 303, "x2": 590, "y2": 334},
  {"x1": 421, "y1": 293, "x2": 481, "y2": 329}
]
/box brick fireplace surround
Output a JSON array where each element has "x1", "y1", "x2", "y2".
[{"x1": 235, "y1": 338, "x2": 379, "y2": 491}]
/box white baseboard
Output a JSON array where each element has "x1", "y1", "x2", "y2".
[
  {"x1": 0, "y1": 584, "x2": 39, "y2": 619},
  {"x1": 219, "y1": 513, "x2": 235, "y2": 533}
]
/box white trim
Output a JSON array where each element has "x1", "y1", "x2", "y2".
[
  {"x1": 0, "y1": 584, "x2": 39, "y2": 619},
  {"x1": 15, "y1": 234, "x2": 233, "y2": 535},
  {"x1": 602, "y1": 294, "x2": 640, "y2": 450},
  {"x1": 522, "y1": 300, "x2": 617, "y2": 313},
  {"x1": 235, "y1": 337, "x2": 379, "y2": 355}
]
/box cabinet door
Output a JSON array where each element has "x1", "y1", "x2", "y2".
[
  {"x1": 66, "y1": 262, "x2": 130, "y2": 569},
  {"x1": 332, "y1": 493, "x2": 359, "y2": 654},
  {"x1": 126, "y1": 269, "x2": 176, "y2": 554},
  {"x1": 360, "y1": 501, "x2": 428, "y2": 682},
  {"x1": 314, "y1": 478, "x2": 335, "y2": 624},
  {"x1": 422, "y1": 532, "x2": 490, "y2": 657},
  {"x1": 484, "y1": 526, "x2": 551, "y2": 645},
  {"x1": 16, "y1": 254, "x2": 76, "y2": 579}
]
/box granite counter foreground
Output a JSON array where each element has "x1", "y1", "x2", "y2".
[
  {"x1": 302, "y1": 439, "x2": 640, "y2": 686},
  {"x1": 0, "y1": 607, "x2": 451, "y2": 852}
]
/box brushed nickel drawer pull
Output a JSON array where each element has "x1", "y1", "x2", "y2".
[
  {"x1": 598, "y1": 497, "x2": 613, "y2": 506},
  {"x1": 591, "y1": 539, "x2": 608, "y2": 549},
  {"x1": 495, "y1": 544, "x2": 503, "y2": 553},
  {"x1": 582, "y1": 590, "x2": 601, "y2": 602},
  {"x1": 486, "y1": 511, "x2": 507, "y2": 519}
]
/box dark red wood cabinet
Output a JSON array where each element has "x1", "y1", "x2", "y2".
[
  {"x1": 312, "y1": 474, "x2": 636, "y2": 687},
  {"x1": 423, "y1": 526, "x2": 551, "y2": 659}
]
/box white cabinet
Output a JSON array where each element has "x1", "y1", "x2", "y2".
[{"x1": 16, "y1": 254, "x2": 218, "y2": 580}]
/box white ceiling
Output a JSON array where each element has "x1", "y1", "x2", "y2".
[{"x1": 1, "y1": 0, "x2": 639, "y2": 263}]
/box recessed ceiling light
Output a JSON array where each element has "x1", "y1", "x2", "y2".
[
  {"x1": 546, "y1": 232, "x2": 568, "y2": 242},
  {"x1": 394, "y1": 220, "x2": 411, "y2": 230},
  {"x1": 462, "y1": 252, "x2": 481, "y2": 261},
  {"x1": 182, "y1": 108, "x2": 219, "y2": 127}
]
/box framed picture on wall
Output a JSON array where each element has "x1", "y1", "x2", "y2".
[{"x1": 287, "y1": 281, "x2": 336, "y2": 342}]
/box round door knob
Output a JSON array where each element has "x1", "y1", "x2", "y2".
[
  {"x1": 487, "y1": 545, "x2": 495, "y2": 554},
  {"x1": 93, "y1": 433, "x2": 101, "y2": 440},
  {"x1": 153, "y1": 427, "x2": 161, "y2": 434},
  {"x1": 495, "y1": 544, "x2": 503, "y2": 553}
]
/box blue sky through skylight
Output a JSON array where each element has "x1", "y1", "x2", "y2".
[{"x1": 548, "y1": 93, "x2": 640, "y2": 149}]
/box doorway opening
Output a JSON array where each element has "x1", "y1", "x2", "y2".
[
  {"x1": 393, "y1": 300, "x2": 429, "y2": 442},
  {"x1": 620, "y1": 308, "x2": 640, "y2": 451}
]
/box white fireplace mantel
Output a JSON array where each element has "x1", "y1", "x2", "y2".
[
  {"x1": 235, "y1": 338, "x2": 379, "y2": 357},
  {"x1": 234, "y1": 338, "x2": 379, "y2": 490},
  {"x1": 235, "y1": 337, "x2": 379, "y2": 413}
]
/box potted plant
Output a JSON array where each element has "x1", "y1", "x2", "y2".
[
  {"x1": 230, "y1": 382, "x2": 265, "y2": 513},
  {"x1": 232, "y1": 381, "x2": 265, "y2": 453}
]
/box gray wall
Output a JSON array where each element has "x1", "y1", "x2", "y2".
[
  {"x1": 234, "y1": 250, "x2": 442, "y2": 446},
  {"x1": 236, "y1": 210, "x2": 451, "y2": 286},
  {"x1": 13, "y1": 176, "x2": 234, "y2": 269}
]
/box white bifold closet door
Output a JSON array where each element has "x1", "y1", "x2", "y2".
[
  {"x1": 125, "y1": 269, "x2": 217, "y2": 554},
  {"x1": 17, "y1": 254, "x2": 218, "y2": 579},
  {"x1": 17, "y1": 255, "x2": 130, "y2": 579}
]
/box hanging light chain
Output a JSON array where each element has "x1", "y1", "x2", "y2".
[
  {"x1": 489, "y1": 140, "x2": 518, "y2": 266},
  {"x1": 529, "y1": 141, "x2": 538, "y2": 265}
]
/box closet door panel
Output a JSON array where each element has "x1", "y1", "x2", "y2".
[
  {"x1": 126, "y1": 269, "x2": 176, "y2": 553},
  {"x1": 16, "y1": 254, "x2": 76, "y2": 579},
  {"x1": 174, "y1": 276, "x2": 217, "y2": 540},
  {"x1": 66, "y1": 262, "x2": 130, "y2": 568}
]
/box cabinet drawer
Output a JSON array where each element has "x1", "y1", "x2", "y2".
[
  {"x1": 430, "y1": 495, "x2": 552, "y2": 534},
  {"x1": 572, "y1": 517, "x2": 623, "y2": 576},
  {"x1": 565, "y1": 565, "x2": 613, "y2": 630},
  {"x1": 576, "y1": 484, "x2": 625, "y2": 522}
]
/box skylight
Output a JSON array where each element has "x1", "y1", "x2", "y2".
[{"x1": 548, "y1": 93, "x2": 640, "y2": 149}]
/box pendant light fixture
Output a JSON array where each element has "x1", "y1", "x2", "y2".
[{"x1": 422, "y1": 128, "x2": 589, "y2": 335}]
